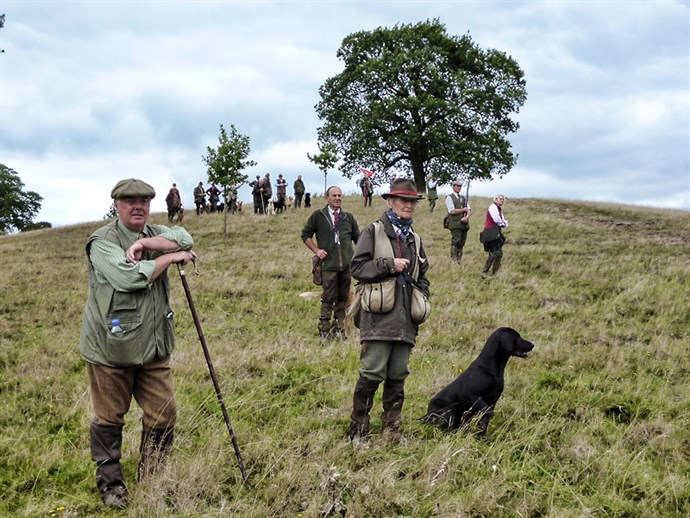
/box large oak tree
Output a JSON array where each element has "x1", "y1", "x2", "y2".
[{"x1": 315, "y1": 19, "x2": 527, "y2": 191}]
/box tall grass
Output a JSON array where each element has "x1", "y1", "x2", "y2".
[{"x1": 1, "y1": 195, "x2": 688, "y2": 517}]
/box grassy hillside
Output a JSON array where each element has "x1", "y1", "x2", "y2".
[{"x1": 1, "y1": 195, "x2": 688, "y2": 517}]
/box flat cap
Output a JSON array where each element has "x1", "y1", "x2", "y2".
[
  {"x1": 452, "y1": 180, "x2": 463, "y2": 187},
  {"x1": 111, "y1": 178, "x2": 156, "y2": 199}
]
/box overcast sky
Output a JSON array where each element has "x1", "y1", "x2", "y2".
[{"x1": 1, "y1": 0, "x2": 688, "y2": 227}]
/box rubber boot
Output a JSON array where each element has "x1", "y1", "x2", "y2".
[
  {"x1": 491, "y1": 256, "x2": 502, "y2": 275},
  {"x1": 349, "y1": 376, "x2": 380, "y2": 445},
  {"x1": 381, "y1": 379, "x2": 405, "y2": 441},
  {"x1": 138, "y1": 426, "x2": 174, "y2": 482},
  {"x1": 318, "y1": 300, "x2": 334, "y2": 340},
  {"x1": 90, "y1": 419, "x2": 128, "y2": 509},
  {"x1": 481, "y1": 256, "x2": 494, "y2": 278},
  {"x1": 332, "y1": 300, "x2": 347, "y2": 338},
  {"x1": 450, "y1": 245, "x2": 463, "y2": 263}
]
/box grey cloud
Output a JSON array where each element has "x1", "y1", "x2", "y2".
[{"x1": 2, "y1": 0, "x2": 687, "y2": 227}]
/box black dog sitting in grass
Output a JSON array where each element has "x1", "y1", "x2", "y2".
[{"x1": 422, "y1": 327, "x2": 534, "y2": 438}]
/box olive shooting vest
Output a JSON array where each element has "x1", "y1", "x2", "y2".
[{"x1": 79, "y1": 221, "x2": 175, "y2": 367}]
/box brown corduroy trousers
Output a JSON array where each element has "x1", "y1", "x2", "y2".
[{"x1": 87, "y1": 355, "x2": 177, "y2": 429}]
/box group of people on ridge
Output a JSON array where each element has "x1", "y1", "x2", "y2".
[
  {"x1": 168, "y1": 174, "x2": 312, "y2": 219},
  {"x1": 82, "y1": 175, "x2": 508, "y2": 509},
  {"x1": 192, "y1": 181, "x2": 223, "y2": 214},
  {"x1": 249, "y1": 173, "x2": 310, "y2": 214}
]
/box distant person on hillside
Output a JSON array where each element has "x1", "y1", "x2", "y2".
[
  {"x1": 259, "y1": 178, "x2": 271, "y2": 213},
  {"x1": 165, "y1": 183, "x2": 182, "y2": 222},
  {"x1": 79, "y1": 178, "x2": 196, "y2": 509},
  {"x1": 226, "y1": 184, "x2": 239, "y2": 214},
  {"x1": 426, "y1": 176, "x2": 438, "y2": 214},
  {"x1": 301, "y1": 186, "x2": 360, "y2": 340},
  {"x1": 480, "y1": 194, "x2": 508, "y2": 278},
  {"x1": 206, "y1": 182, "x2": 221, "y2": 213},
  {"x1": 360, "y1": 174, "x2": 373, "y2": 207},
  {"x1": 348, "y1": 178, "x2": 430, "y2": 445},
  {"x1": 194, "y1": 182, "x2": 206, "y2": 215},
  {"x1": 263, "y1": 173, "x2": 273, "y2": 200},
  {"x1": 445, "y1": 180, "x2": 471, "y2": 263},
  {"x1": 276, "y1": 174, "x2": 287, "y2": 200},
  {"x1": 249, "y1": 175, "x2": 262, "y2": 213},
  {"x1": 293, "y1": 175, "x2": 305, "y2": 208}
]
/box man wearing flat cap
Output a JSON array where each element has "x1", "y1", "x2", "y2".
[
  {"x1": 445, "y1": 180, "x2": 471, "y2": 263},
  {"x1": 79, "y1": 178, "x2": 196, "y2": 509},
  {"x1": 348, "y1": 178, "x2": 430, "y2": 445}
]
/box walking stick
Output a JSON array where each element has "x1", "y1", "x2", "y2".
[
  {"x1": 465, "y1": 177, "x2": 472, "y2": 219},
  {"x1": 177, "y1": 262, "x2": 250, "y2": 488}
]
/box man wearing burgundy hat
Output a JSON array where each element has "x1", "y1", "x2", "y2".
[{"x1": 348, "y1": 178, "x2": 430, "y2": 445}]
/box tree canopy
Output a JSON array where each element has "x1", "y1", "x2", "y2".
[
  {"x1": 0, "y1": 164, "x2": 44, "y2": 234},
  {"x1": 202, "y1": 124, "x2": 256, "y2": 238},
  {"x1": 202, "y1": 124, "x2": 256, "y2": 187},
  {"x1": 315, "y1": 19, "x2": 527, "y2": 191},
  {"x1": 307, "y1": 142, "x2": 338, "y2": 195}
]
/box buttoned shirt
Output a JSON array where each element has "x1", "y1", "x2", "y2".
[
  {"x1": 488, "y1": 203, "x2": 508, "y2": 227},
  {"x1": 89, "y1": 222, "x2": 193, "y2": 292},
  {"x1": 328, "y1": 207, "x2": 340, "y2": 227}
]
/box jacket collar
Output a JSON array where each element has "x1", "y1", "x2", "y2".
[
  {"x1": 321, "y1": 205, "x2": 346, "y2": 219},
  {"x1": 379, "y1": 213, "x2": 410, "y2": 240}
]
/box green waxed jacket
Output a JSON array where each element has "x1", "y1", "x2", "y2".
[
  {"x1": 301, "y1": 206, "x2": 360, "y2": 272},
  {"x1": 80, "y1": 221, "x2": 182, "y2": 367},
  {"x1": 351, "y1": 214, "x2": 430, "y2": 347},
  {"x1": 293, "y1": 179, "x2": 305, "y2": 195}
]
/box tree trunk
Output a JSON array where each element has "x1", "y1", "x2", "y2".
[
  {"x1": 223, "y1": 186, "x2": 228, "y2": 241},
  {"x1": 223, "y1": 204, "x2": 228, "y2": 241},
  {"x1": 411, "y1": 160, "x2": 425, "y2": 193}
]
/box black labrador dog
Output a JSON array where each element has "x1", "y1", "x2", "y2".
[{"x1": 422, "y1": 327, "x2": 534, "y2": 437}]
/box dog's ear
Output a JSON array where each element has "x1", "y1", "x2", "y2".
[{"x1": 498, "y1": 327, "x2": 521, "y2": 353}]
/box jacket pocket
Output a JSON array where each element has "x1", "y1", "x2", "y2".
[
  {"x1": 361, "y1": 278, "x2": 396, "y2": 314},
  {"x1": 106, "y1": 292, "x2": 143, "y2": 365},
  {"x1": 105, "y1": 315, "x2": 144, "y2": 366}
]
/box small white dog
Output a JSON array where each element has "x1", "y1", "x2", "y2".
[{"x1": 266, "y1": 199, "x2": 276, "y2": 216}]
